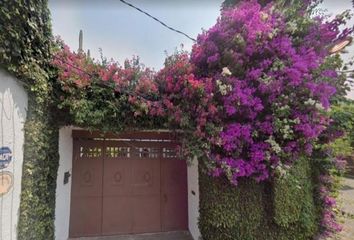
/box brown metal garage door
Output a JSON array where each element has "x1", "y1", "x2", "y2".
[{"x1": 69, "y1": 131, "x2": 188, "y2": 238}]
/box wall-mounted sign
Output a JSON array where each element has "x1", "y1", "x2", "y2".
[
  {"x1": 0, "y1": 171, "x2": 13, "y2": 196},
  {"x1": 0, "y1": 147, "x2": 12, "y2": 169}
]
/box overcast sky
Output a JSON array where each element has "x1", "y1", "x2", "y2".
[{"x1": 49, "y1": 0, "x2": 354, "y2": 98}]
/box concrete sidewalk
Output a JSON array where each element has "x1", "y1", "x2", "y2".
[
  {"x1": 70, "y1": 231, "x2": 193, "y2": 240},
  {"x1": 339, "y1": 177, "x2": 354, "y2": 240}
]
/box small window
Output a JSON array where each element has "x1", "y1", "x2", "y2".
[
  {"x1": 162, "y1": 147, "x2": 180, "y2": 158},
  {"x1": 79, "y1": 146, "x2": 102, "y2": 158},
  {"x1": 106, "y1": 146, "x2": 130, "y2": 158},
  {"x1": 136, "y1": 147, "x2": 159, "y2": 158}
]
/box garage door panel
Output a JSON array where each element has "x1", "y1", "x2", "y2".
[
  {"x1": 103, "y1": 159, "x2": 131, "y2": 196},
  {"x1": 102, "y1": 196, "x2": 133, "y2": 235},
  {"x1": 69, "y1": 197, "x2": 102, "y2": 237},
  {"x1": 132, "y1": 196, "x2": 161, "y2": 233},
  {"x1": 161, "y1": 193, "x2": 188, "y2": 231},
  {"x1": 162, "y1": 159, "x2": 187, "y2": 194},
  {"x1": 70, "y1": 140, "x2": 103, "y2": 237},
  {"x1": 161, "y1": 156, "x2": 188, "y2": 231},
  {"x1": 70, "y1": 134, "x2": 189, "y2": 238},
  {"x1": 131, "y1": 159, "x2": 160, "y2": 196},
  {"x1": 72, "y1": 160, "x2": 103, "y2": 197},
  {"x1": 72, "y1": 140, "x2": 103, "y2": 197}
]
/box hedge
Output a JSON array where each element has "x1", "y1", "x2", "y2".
[{"x1": 199, "y1": 157, "x2": 319, "y2": 240}]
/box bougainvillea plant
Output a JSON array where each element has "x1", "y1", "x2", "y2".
[
  {"x1": 52, "y1": 0, "x2": 352, "y2": 238},
  {"x1": 52, "y1": 40, "x2": 162, "y2": 130},
  {"x1": 187, "y1": 0, "x2": 353, "y2": 185}
]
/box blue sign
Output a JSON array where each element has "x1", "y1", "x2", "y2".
[{"x1": 0, "y1": 147, "x2": 12, "y2": 169}]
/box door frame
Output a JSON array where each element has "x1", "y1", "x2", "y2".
[{"x1": 54, "y1": 127, "x2": 201, "y2": 240}]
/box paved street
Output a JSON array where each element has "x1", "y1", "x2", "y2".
[
  {"x1": 70, "y1": 231, "x2": 193, "y2": 240},
  {"x1": 339, "y1": 177, "x2": 354, "y2": 240}
]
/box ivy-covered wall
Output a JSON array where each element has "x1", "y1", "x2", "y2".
[
  {"x1": 17, "y1": 95, "x2": 59, "y2": 240},
  {"x1": 0, "y1": 1, "x2": 59, "y2": 239},
  {"x1": 199, "y1": 157, "x2": 319, "y2": 240}
]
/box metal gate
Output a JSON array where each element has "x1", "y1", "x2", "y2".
[{"x1": 69, "y1": 131, "x2": 188, "y2": 238}]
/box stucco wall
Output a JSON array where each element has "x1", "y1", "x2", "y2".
[
  {"x1": 54, "y1": 127, "x2": 201, "y2": 240},
  {"x1": 55, "y1": 127, "x2": 74, "y2": 240},
  {"x1": 187, "y1": 159, "x2": 201, "y2": 240},
  {"x1": 0, "y1": 69, "x2": 28, "y2": 240}
]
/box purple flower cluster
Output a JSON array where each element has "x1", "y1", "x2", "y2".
[
  {"x1": 189, "y1": 0, "x2": 347, "y2": 185},
  {"x1": 221, "y1": 123, "x2": 252, "y2": 151},
  {"x1": 315, "y1": 173, "x2": 343, "y2": 239}
]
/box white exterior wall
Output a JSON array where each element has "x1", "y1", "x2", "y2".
[
  {"x1": 0, "y1": 69, "x2": 28, "y2": 240},
  {"x1": 187, "y1": 159, "x2": 201, "y2": 240},
  {"x1": 55, "y1": 127, "x2": 75, "y2": 240},
  {"x1": 54, "y1": 127, "x2": 201, "y2": 240}
]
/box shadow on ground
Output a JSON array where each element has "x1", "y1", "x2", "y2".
[{"x1": 70, "y1": 231, "x2": 193, "y2": 240}]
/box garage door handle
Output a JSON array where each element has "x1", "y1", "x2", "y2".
[{"x1": 163, "y1": 194, "x2": 168, "y2": 203}]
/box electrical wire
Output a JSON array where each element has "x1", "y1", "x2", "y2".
[{"x1": 118, "y1": 0, "x2": 196, "y2": 42}]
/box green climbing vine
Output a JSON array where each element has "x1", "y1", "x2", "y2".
[{"x1": 0, "y1": 1, "x2": 59, "y2": 239}]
